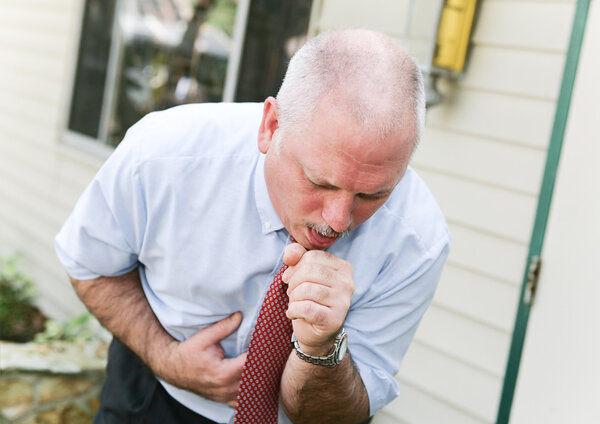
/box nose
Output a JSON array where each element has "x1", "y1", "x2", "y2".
[{"x1": 322, "y1": 192, "x2": 353, "y2": 233}]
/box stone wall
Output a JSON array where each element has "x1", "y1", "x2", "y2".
[{"x1": 0, "y1": 341, "x2": 108, "y2": 424}]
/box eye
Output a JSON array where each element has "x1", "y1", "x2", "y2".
[
  {"x1": 307, "y1": 177, "x2": 336, "y2": 191},
  {"x1": 357, "y1": 192, "x2": 389, "y2": 201}
]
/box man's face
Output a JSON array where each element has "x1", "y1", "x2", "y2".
[{"x1": 258, "y1": 97, "x2": 413, "y2": 250}]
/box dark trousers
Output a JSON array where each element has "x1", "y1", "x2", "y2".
[
  {"x1": 95, "y1": 338, "x2": 373, "y2": 424},
  {"x1": 94, "y1": 338, "x2": 216, "y2": 424}
]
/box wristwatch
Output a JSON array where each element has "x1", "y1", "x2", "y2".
[{"x1": 291, "y1": 329, "x2": 348, "y2": 367}]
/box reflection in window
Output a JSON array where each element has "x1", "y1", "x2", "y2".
[
  {"x1": 235, "y1": 0, "x2": 312, "y2": 102},
  {"x1": 69, "y1": 0, "x2": 238, "y2": 147}
]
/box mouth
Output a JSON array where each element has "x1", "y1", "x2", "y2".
[{"x1": 305, "y1": 224, "x2": 348, "y2": 249}]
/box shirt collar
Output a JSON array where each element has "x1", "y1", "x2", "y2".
[{"x1": 254, "y1": 154, "x2": 285, "y2": 235}]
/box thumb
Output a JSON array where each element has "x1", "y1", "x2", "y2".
[
  {"x1": 283, "y1": 243, "x2": 307, "y2": 267},
  {"x1": 195, "y1": 312, "x2": 243, "y2": 346}
]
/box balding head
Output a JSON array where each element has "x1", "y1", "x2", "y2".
[{"x1": 275, "y1": 29, "x2": 425, "y2": 152}]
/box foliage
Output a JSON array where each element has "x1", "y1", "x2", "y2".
[
  {"x1": 205, "y1": 0, "x2": 237, "y2": 35},
  {"x1": 0, "y1": 255, "x2": 101, "y2": 343},
  {"x1": 34, "y1": 312, "x2": 99, "y2": 343},
  {"x1": 0, "y1": 255, "x2": 46, "y2": 342}
]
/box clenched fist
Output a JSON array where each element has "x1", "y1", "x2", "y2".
[{"x1": 282, "y1": 243, "x2": 355, "y2": 356}]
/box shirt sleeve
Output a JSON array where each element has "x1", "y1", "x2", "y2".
[
  {"x1": 54, "y1": 123, "x2": 148, "y2": 280},
  {"x1": 346, "y1": 232, "x2": 451, "y2": 415}
]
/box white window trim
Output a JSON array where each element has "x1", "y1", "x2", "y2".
[
  {"x1": 223, "y1": 0, "x2": 251, "y2": 102},
  {"x1": 98, "y1": 0, "x2": 126, "y2": 145}
]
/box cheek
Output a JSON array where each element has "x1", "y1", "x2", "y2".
[
  {"x1": 298, "y1": 192, "x2": 323, "y2": 214},
  {"x1": 291, "y1": 186, "x2": 324, "y2": 217},
  {"x1": 352, "y1": 200, "x2": 386, "y2": 225}
]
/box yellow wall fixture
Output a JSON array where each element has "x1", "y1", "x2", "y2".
[{"x1": 433, "y1": 0, "x2": 478, "y2": 73}]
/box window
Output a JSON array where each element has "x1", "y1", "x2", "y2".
[
  {"x1": 68, "y1": 0, "x2": 116, "y2": 140},
  {"x1": 235, "y1": 0, "x2": 312, "y2": 101},
  {"x1": 68, "y1": 0, "x2": 241, "y2": 147},
  {"x1": 66, "y1": 0, "x2": 312, "y2": 148}
]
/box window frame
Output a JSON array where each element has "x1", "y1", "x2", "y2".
[{"x1": 61, "y1": 0, "x2": 251, "y2": 156}]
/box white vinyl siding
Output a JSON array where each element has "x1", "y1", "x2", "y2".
[
  {"x1": 0, "y1": 0, "x2": 102, "y2": 319},
  {"x1": 510, "y1": 2, "x2": 600, "y2": 421},
  {"x1": 309, "y1": 0, "x2": 576, "y2": 422},
  {"x1": 0, "y1": 0, "x2": 589, "y2": 422}
]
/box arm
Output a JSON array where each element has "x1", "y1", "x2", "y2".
[
  {"x1": 71, "y1": 269, "x2": 246, "y2": 406},
  {"x1": 280, "y1": 245, "x2": 370, "y2": 423},
  {"x1": 281, "y1": 350, "x2": 369, "y2": 423}
]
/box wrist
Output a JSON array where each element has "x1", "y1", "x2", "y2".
[
  {"x1": 147, "y1": 336, "x2": 180, "y2": 382},
  {"x1": 296, "y1": 340, "x2": 335, "y2": 357},
  {"x1": 291, "y1": 329, "x2": 348, "y2": 367}
]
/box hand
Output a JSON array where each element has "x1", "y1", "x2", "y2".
[
  {"x1": 282, "y1": 243, "x2": 354, "y2": 355},
  {"x1": 160, "y1": 312, "x2": 247, "y2": 407}
]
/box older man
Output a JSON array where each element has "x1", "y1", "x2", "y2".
[{"x1": 55, "y1": 29, "x2": 450, "y2": 423}]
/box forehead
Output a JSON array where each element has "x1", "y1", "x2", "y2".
[{"x1": 284, "y1": 107, "x2": 412, "y2": 192}]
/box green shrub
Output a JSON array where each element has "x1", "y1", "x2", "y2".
[
  {"x1": 34, "y1": 312, "x2": 98, "y2": 343},
  {"x1": 0, "y1": 255, "x2": 46, "y2": 342}
]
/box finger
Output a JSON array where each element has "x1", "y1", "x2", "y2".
[
  {"x1": 221, "y1": 352, "x2": 247, "y2": 377},
  {"x1": 288, "y1": 281, "x2": 330, "y2": 306},
  {"x1": 221, "y1": 353, "x2": 248, "y2": 408},
  {"x1": 287, "y1": 299, "x2": 330, "y2": 325},
  {"x1": 201, "y1": 354, "x2": 246, "y2": 403},
  {"x1": 295, "y1": 249, "x2": 343, "y2": 267},
  {"x1": 286, "y1": 262, "x2": 338, "y2": 293},
  {"x1": 206, "y1": 381, "x2": 240, "y2": 406},
  {"x1": 194, "y1": 312, "x2": 243, "y2": 346},
  {"x1": 283, "y1": 243, "x2": 307, "y2": 268}
]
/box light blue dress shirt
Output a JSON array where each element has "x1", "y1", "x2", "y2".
[{"x1": 55, "y1": 102, "x2": 450, "y2": 423}]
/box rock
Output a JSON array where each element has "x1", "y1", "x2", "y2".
[
  {"x1": 14, "y1": 403, "x2": 92, "y2": 424},
  {"x1": 0, "y1": 378, "x2": 34, "y2": 420},
  {"x1": 0, "y1": 341, "x2": 107, "y2": 374},
  {"x1": 38, "y1": 377, "x2": 93, "y2": 404},
  {"x1": 0, "y1": 341, "x2": 106, "y2": 423}
]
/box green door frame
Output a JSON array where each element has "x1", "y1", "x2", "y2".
[{"x1": 496, "y1": 1, "x2": 591, "y2": 422}]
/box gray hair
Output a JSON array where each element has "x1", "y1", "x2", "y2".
[{"x1": 275, "y1": 29, "x2": 425, "y2": 152}]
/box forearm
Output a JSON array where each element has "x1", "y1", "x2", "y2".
[
  {"x1": 70, "y1": 269, "x2": 174, "y2": 379},
  {"x1": 280, "y1": 350, "x2": 369, "y2": 424},
  {"x1": 72, "y1": 269, "x2": 247, "y2": 403}
]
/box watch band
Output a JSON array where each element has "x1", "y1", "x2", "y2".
[{"x1": 291, "y1": 328, "x2": 347, "y2": 367}]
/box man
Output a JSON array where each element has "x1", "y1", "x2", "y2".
[{"x1": 55, "y1": 29, "x2": 450, "y2": 423}]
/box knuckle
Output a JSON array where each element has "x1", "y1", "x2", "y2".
[
  {"x1": 304, "y1": 302, "x2": 326, "y2": 323},
  {"x1": 314, "y1": 284, "x2": 329, "y2": 303},
  {"x1": 299, "y1": 300, "x2": 312, "y2": 316},
  {"x1": 304, "y1": 250, "x2": 322, "y2": 262},
  {"x1": 297, "y1": 283, "x2": 325, "y2": 303},
  {"x1": 302, "y1": 301, "x2": 315, "y2": 319},
  {"x1": 314, "y1": 308, "x2": 327, "y2": 323},
  {"x1": 303, "y1": 250, "x2": 316, "y2": 260}
]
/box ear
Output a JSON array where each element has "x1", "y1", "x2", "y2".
[{"x1": 258, "y1": 97, "x2": 279, "y2": 154}]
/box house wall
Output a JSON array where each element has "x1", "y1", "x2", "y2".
[
  {"x1": 510, "y1": 1, "x2": 600, "y2": 422},
  {"x1": 0, "y1": 0, "x2": 101, "y2": 319},
  {"x1": 309, "y1": 0, "x2": 576, "y2": 422},
  {"x1": 0, "y1": 0, "x2": 590, "y2": 422}
]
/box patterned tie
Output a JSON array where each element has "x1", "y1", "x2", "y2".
[{"x1": 234, "y1": 242, "x2": 294, "y2": 423}]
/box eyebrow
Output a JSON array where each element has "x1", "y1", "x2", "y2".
[{"x1": 304, "y1": 170, "x2": 394, "y2": 198}]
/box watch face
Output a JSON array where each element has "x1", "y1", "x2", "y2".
[{"x1": 337, "y1": 333, "x2": 349, "y2": 362}]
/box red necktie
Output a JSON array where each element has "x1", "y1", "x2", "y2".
[{"x1": 234, "y1": 249, "x2": 293, "y2": 423}]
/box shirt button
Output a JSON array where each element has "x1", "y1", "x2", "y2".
[{"x1": 264, "y1": 222, "x2": 272, "y2": 230}]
